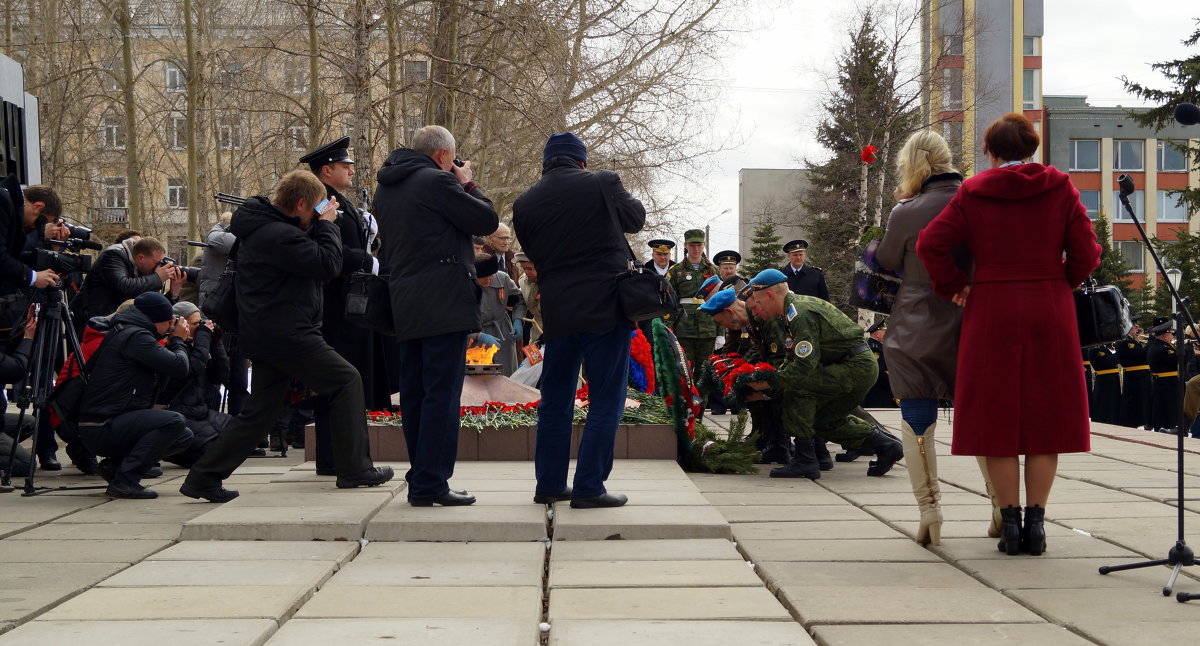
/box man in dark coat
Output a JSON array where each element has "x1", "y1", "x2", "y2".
[
  {"x1": 1147, "y1": 317, "x2": 1180, "y2": 433},
  {"x1": 71, "y1": 236, "x2": 182, "y2": 333},
  {"x1": 301, "y1": 137, "x2": 391, "y2": 475},
  {"x1": 1087, "y1": 343, "x2": 1121, "y2": 424},
  {"x1": 1116, "y1": 321, "x2": 1152, "y2": 428},
  {"x1": 180, "y1": 170, "x2": 393, "y2": 502},
  {"x1": 375, "y1": 125, "x2": 498, "y2": 507},
  {"x1": 514, "y1": 132, "x2": 646, "y2": 508},
  {"x1": 779, "y1": 239, "x2": 829, "y2": 301},
  {"x1": 862, "y1": 320, "x2": 897, "y2": 408}
]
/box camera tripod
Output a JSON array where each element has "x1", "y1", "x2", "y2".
[{"x1": 0, "y1": 283, "x2": 101, "y2": 496}]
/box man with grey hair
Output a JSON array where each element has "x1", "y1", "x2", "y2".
[{"x1": 375, "y1": 125, "x2": 499, "y2": 507}]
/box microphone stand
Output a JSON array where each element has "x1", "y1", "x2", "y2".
[{"x1": 1097, "y1": 174, "x2": 1199, "y2": 600}]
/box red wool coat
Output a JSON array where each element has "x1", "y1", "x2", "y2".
[{"x1": 916, "y1": 163, "x2": 1101, "y2": 457}]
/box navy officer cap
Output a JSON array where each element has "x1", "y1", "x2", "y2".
[
  {"x1": 300, "y1": 136, "x2": 355, "y2": 171},
  {"x1": 783, "y1": 239, "x2": 808, "y2": 253}
]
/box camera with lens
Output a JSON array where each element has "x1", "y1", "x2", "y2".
[
  {"x1": 159, "y1": 257, "x2": 200, "y2": 282},
  {"x1": 62, "y1": 222, "x2": 92, "y2": 241},
  {"x1": 32, "y1": 241, "x2": 92, "y2": 276}
]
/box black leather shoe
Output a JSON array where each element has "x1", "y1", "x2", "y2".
[
  {"x1": 534, "y1": 487, "x2": 572, "y2": 504},
  {"x1": 144, "y1": 464, "x2": 163, "y2": 478},
  {"x1": 315, "y1": 468, "x2": 336, "y2": 476},
  {"x1": 65, "y1": 442, "x2": 98, "y2": 476},
  {"x1": 38, "y1": 454, "x2": 62, "y2": 471},
  {"x1": 106, "y1": 483, "x2": 158, "y2": 499},
  {"x1": 834, "y1": 449, "x2": 862, "y2": 463},
  {"x1": 860, "y1": 427, "x2": 904, "y2": 477},
  {"x1": 336, "y1": 466, "x2": 395, "y2": 489},
  {"x1": 570, "y1": 492, "x2": 628, "y2": 508},
  {"x1": 248, "y1": 448, "x2": 267, "y2": 457},
  {"x1": 410, "y1": 489, "x2": 476, "y2": 506},
  {"x1": 180, "y1": 482, "x2": 240, "y2": 503},
  {"x1": 96, "y1": 458, "x2": 116, "y2": 484}
]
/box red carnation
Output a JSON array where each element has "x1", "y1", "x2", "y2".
[{"x1": 861, "y1": 145, "x2": 877, "y2": 163}]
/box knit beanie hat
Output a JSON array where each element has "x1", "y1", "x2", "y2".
[
  {"x1": 543, "y1": 132, "x2": 587, "y2": 165},
  {"x1": 134, "y1": 292, "x2": 174, "y2": 323},
  {"x1": 172, "y1": 301, "x2": 200, "y2": 319}
]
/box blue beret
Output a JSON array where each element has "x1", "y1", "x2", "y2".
[
  {"x1": 696, "y1": 275, "x2": 721, "y2": 299},
  {"x1": 699, "y1": 288, "x2": 737, "y2": 314},
  {"x1": 749, "y1": 268, "x2": 788, "y2": 289}
]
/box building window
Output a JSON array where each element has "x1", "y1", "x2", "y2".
[
  {"x1": 1158, "y1": 190, "x2": 1189, "y2": 222},
  {"x1": 943, "y1": 34, "x2": 964, "y2": 56},
  {"x1": 1113, "y1": 140, "x2": 1144, "y2": 171},
  {"x1": 1115, "y1": 240, "x2": 1144, "y2": 273},
  {"x1": 942, "y1": 67, "x2": 963, "y2": 110},
  {"x1": 218, "y1": 62, "x2": 244, "y2": 89},
  {"x1": 1022, "y1": 36, "x2": 1040, "y2": 56},
  {"x1": 284, "y1": 58, "x2": 308, "y2": 94},
  {"x1": 405, "y1": 116, "x2": 424, "y2": 144},
  {"x1": 1112, "y1": 189, "x2": 1144, "y2": 221},
  {"x1": 102, "y1": 177, "x2": 127, "y2": 209},
  {"x1": 167, "y1": 178, "x2": 187, "y2": 209},
  {"x1": 404, "y1": 59, "x2": 429, "y2": 83},
  {"x1": 168, "y1": 115, "x2": 187, "y2": 150},
  {"x1": 1079, "y1": 190, "x2": 1100, "y2": 219},
  {"x1": 1158, "y1": 139, "x2": 1188, "y2": 172},
  {"x1": 165, "y1": 62, "x2": 185, "y2": 92},
  {"x1": 1022, "y1": 69, "x2": 1038, "y2": 110},
  {"x1": 100, "y1": 114, "x2": 125, "y2": 150},
  {"x1": 217, "y1": 118, "x2": 242, "y2": 150},
  {"x1": 289, "y1": 124, "x2": 309, "y2": 151},
  {"x1": 1069, "y1": 140, "x2": 1100, "y2": 171},
  {"x1": 100, "y1": 62, "x2": 119, "y2": 91}
]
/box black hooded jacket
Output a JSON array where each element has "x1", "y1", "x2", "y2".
[
  {"x1": 227, "y1": 196, "x2": 342, "y2": 362},
  {"x1": 374, "y1": 148, "x2": 498, "y2": 341},
  {"x1": 79, "y1": 307, "x2": 190, "y2": 420},
  {"x1": 157, "y1": 325, "x2": 229, "y2": 420}
]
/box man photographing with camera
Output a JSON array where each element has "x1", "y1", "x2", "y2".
[{"x1": 71, "y1": 236, "x2": 184, "y2": 334}]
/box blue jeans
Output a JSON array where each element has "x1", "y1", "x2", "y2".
[
  {"x1": 900, "y1": 398, "x2": 938, "y2": 435},
  {"x1": 535, "y1": 326, "x2": 631, "y2": 499},
  {"x1": 397, "y1": 332, "x2": 469, "y2": 499}
]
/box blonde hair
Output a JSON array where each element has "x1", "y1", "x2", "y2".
[
  {"x1": 219, "y1": 211, "x2": 233, "y2": 227},
  {"x1": 894, "y1": 130, "x2": 958, "y2": 199},
  {"x1": 272, "y1": 170, "x2": 326, "y2": 213}
]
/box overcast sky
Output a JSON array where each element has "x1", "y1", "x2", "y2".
[{"x1": 684, "y1": 0, "x2": 1198, "y2": 257}]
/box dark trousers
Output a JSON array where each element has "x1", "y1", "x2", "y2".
[
  {"x1": 224, "y1": 337, "x2": 249, "y2": 416},
  {"x1": 80, "y1": 410, "x2": 192, "y2": 487},
  {"x1": 185, "y1": 347, "x2": 373, "y2": 488},
  {"x1": 535, "y1": 325, "x2": 630, "y2": 499},
  {"x1": 397, "y1": 331, "x2": 469, "y2": 499}
]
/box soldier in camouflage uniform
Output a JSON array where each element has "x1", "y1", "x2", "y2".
[
  {"x1": 666, "y1": 229, "x2": 719, "y2": 382},
  {"x1": 741, "y1": 269, "x2": 904, "y2": 479}
]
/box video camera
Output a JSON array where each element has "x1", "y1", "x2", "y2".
[{"x1": 31, "y1": 238, "x2": 98, "y2": 275}]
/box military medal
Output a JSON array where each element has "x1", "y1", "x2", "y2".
[
  {"x1": 686, "y1": 274, "x2": 692, "y2": 280},
  {"x1": 784, "y1": 338, "x2": 794, "y2": 350},
  {"x1": 770, "y1": 343, "x2": 778, "y2": 353}
]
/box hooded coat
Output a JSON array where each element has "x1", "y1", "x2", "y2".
[
  {"x1": 228, "y1": 196, "x2": 343, "y2": 362},
  {"x1": 374, "y1": 149, "x2": 499, "y2": 342},
  {"x1": 917, "y1": 163, "x2": 1101, "y2": 456}
]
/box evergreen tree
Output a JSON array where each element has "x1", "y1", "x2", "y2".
[
  {"x1": 1150, "y1": 230, "x2": 1200, "y2": 324},
  {"x1": 744, "y1": 222, "x2": 782, "y2": 276},
  {"x1": 1089, "y1": 212, "x2": 1133, "y2": 295},
  {"x1": 1121, "y1": 19, "x2": 1200, "y2": 213}
]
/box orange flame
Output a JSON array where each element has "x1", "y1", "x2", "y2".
[{"x1": 465, "y1": 343, "x2": 499, "y2": 365}]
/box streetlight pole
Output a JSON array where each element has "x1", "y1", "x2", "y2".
[{"x1": 704, "y1": 208, "x2": 732, "y2": 252}]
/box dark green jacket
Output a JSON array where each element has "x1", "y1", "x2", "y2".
[{"x1": 666, "y1": 257, "x2": 718, "y2": 338}]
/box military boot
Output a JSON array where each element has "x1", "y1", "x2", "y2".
[
  {"x1": 812, "y1": 437, "x2": 834, "y2": 471},
  {"x1": 976, "y1": 456, "x2": 1003, "y2": 538},
  {"x1": 859, "y1": 427, "x2": 904, "y2": 476},
  {"x1": 901, "y1": 421, "x2": 942, "y2": 545},
  {"x1": 769, "y1": 437, "x2": 821, "y2": 479}
]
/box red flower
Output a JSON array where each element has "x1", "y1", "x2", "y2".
[{"x1": 861, "y1": 145, "x2": 877, "y2": 163}]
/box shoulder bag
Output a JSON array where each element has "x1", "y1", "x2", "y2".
[
  {"x1": 599, "y1": 176, "x2": 677, "y2": 322},
  {"x1": 1075, "y1": 280, "x2": 1133, "y2": 347},
  {"x1": 346, "y1": 271, "x2": 395, "y2": 335},
  {"x1": 201, "y1": 239, "x2": 240, "y2": 334}
]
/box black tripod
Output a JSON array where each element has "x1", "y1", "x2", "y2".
[
  {"x1": 0, "y1": 283, "x2": 101, "y2": 496},
  {"x1": 1098, "y1": 174, "x2": 1198, "y2": 600}
]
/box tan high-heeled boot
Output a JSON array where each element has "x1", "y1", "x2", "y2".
[
  {"x1": 976, "y1": 456, "x2": 1002, "y2": 538},
  {"x1": 901, "y1": 421, "x2": 942, "y2": 545}
]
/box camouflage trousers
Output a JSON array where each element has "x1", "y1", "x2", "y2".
[{"x1": 779, "y1": 350, "x2": 878, "y2": 449}]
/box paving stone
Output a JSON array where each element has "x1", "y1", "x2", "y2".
[
  {"x1": 354, "y1": 541, "x2": 544, "y2": 562},
  {"x1": 181, "y1": 497, "x2": 392, "y2": 541},
  {"x1": 0, "y1": 539, "x2": 171, "y2": 563},
  {"x1": 551, "y1": 538, "x2": 742, "y2": 562},
  {"x1": 0, "y1": 496, "x2": 106, "y2": 523},
  {"x1": 738, "y1": 538, "x2": 941, "y2": 563},
  {"x1": 549, "y1": 559, "x2": 760, "y2": 589},
  {"x1": 6, "y1": 523, "x2": 181, "y2": 541},
  {"x1": 689, "y1": 476, "x2": 847, "y2": 497},
  {"x1": 0, "y1": 523, "x2": 33, "y2": 539},
  {"x1": 0, "y1": 563, "x2": 129, "y2": 623},
  {"x1": 959, "y1": 557, "x2": 1191, "y2": 590},
  {"x1": 812, "y1": 623, "x2": 1095, "y2": 646},
  {"x1": 701, "y1": 490, "x2": 848, "y2": 505},
  {"x1": 759, "y1": 561, "x2": 983, "y2": 592},
  {"x1": 331, "y1": 548, "x2": 542, "y2": 587},
  {"x1": 1047, "y1": 501, "x2": 1182, "y2": 519},
  {"x1": 603, "y1": 479, "x2": 704, "y2": 492},
  {"x1": 548, "y1": 587, "x2": 792, "y2": 621},
  {"x1": 265, "y1": 618, "x2": 538, "y2": 645},
  {"x1": 99, "y1": 559, "x2": 338, "y2": 588},
  {"x1": 1, "y1": 619, "x2": 278, "y2": 646},
  {"x1": 609, "y1": 489, "x2": 710, "y2": 505},
  {"x1": 294, "y1": 586, "x2": 541, "y2": 621},
  {"x1": 230, "y1": 465, "x2": 296, "y2": 475},
  {"x1": 153, "y1": 541, "x2": 358, "y2": 565},
  {"x1": 365, "y1": 502, "x2": 547, "y2": 541},
  {"x1": 865, "y1": 504, "x2": 1004, "y2": 523},
  {"x1": 440, "y1": 479, "x2": 537, "y2": 492},
  {"x1": 548, "y1": 619, "x2": 814, "y2": 646},
  {"x1": 715, "y1": 505, "x2": 873, "y2": 523},
  {"x1": 931, "y1": 536, "x2": 1141, "y2": 561},
  {"x1": 778, "y1": 585, "x2": 1041, "y2": 624},
  {"x1": 1009, "y1": 587, "x2": 1200, "y2": 626},
  {"x1": 54, "y1": 501, "x2": 216, "y2": 524},
  {"x1": 891, "y1": 519, "x2": 1077, "y2": 541},
  {"x1": 553, "y1": 504, "x2": 730, "y2": 541},
  {"x1": 41, "y1": 586, "x2": 312, "y2": 621},
  {"x1": 221, "y1": 491, "x2": 395, "y2": 508},
  {"x1": 1070, "y1": 621, "x2": 1200, "y2": 646},
  {"x1": 732, "y1": 520, "x2": 904, "y2": 540},
  {"x1": 836, "y1": 491, "x2": 986, "y2": 506}
]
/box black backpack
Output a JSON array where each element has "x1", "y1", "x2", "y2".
[{"x1": 48, "y1": 325, "x2": 135, "y2": 442}]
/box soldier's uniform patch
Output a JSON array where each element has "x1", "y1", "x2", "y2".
[
  {"x1": 786, "y1": 303, "x2": 797, "y2": 321},
  {"x1": 795, "y1": 341, "x2": 813, "y2": 358}
]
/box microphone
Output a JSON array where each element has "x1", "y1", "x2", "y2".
[
  {"x1": 1174, "y1": 102, "x2": 1200, "y2": 126},
  {"x1": 1117, "y1": 174, "x2": 1135, "y2": 197}
]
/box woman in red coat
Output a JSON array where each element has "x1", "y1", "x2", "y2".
[{"x1": 917, "y1": 113, "x2": 1101, "y2": 556}]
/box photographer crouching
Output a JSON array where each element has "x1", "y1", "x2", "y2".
[
  {"x1": 157, "y1": 301, "x2": 229, "y2": 467},
  {"x1": 77, "y1": 292, "x2": 193, "y2": 499}
]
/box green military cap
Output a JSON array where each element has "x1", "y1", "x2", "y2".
[
  {"x1": 683, "y1": 229, "x2": 705, "y2": 243},
  {"x1": 713, "y1": 250, "x2": 741, "y2": 265}
]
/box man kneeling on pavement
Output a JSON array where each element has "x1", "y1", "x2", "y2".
[{"x1": 737, "y1": 269, "x2": 903, "y2": 479}]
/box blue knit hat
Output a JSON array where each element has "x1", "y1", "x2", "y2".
[
  {"x1": 134, "y1": 292, "x2": 175, "y2": 323},
  {"x1": 699, "y1": 288, "x2": 737, "y2": 314},
  {"x1": 543, "y1": 132, "x2": 587, "y2": 165}
]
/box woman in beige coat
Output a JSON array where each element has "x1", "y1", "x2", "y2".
[{"x1": 876, "y1": 130, "x2": 996, "y2": 545}]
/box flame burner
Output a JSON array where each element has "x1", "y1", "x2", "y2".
[{"x1": 465, "y1": 363, "x2": 502, "y2": 376}]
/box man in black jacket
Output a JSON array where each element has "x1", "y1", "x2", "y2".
[
  {"x1": 513, "y1": 132, "x2": 646, "y2": 508},
  {"x1": 300, "y1": 137, "x2": 391, "y2": 475},
  {"x1": 181, "y1": 170, "x2": 393, "y2": 502},
  {"x1": 71, "y1": 236, "x2": 183, "y2": 333},
  {"x1": 375, "y1": 125, "x2": 498, "y2": 507},
  {"x1": 158, "y1": 301, "x2": 229, "y2": 467},
  {"x1": 77, "y1": 292, "x2": 194, "y2": 499}
]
